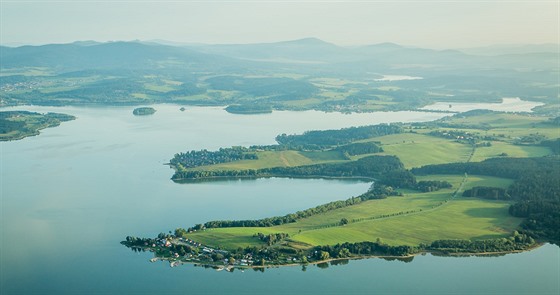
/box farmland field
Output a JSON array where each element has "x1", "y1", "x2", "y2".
[{"x1": 187, "y1": 175, "x2": 521, "y2": 249}]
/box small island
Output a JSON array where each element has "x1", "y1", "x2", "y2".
[
  {"x1": 0, "y1": 111, "x2": 75, "y2": 141},
  {"x1": 225, "y1": 104, "x2": 273, "y2": 114},
  {"x1": 133, "y1": 107, "x2": 156, "y2": 116},
  {"x1": 124, "y1": 111, "x2": 559, "y2": 270}
]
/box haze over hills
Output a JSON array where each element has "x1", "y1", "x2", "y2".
[
  {"x1": 2, "y1": 38, "x2": 558, "y2": 69},
  {"x1": 1, "y1": 38, "x2": 558, "y2": 72},
  {"x1": 0, "y1": 38, "x2": 558, "y2": 114}
]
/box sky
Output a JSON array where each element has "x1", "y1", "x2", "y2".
[{"x1": 0, "y1": 0, "x2": 558, "y2": 49}]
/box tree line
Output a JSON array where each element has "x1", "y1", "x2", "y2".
[
  {"x1": 429, "y1": 232, "x2": 535, "y2": 253},
  {"x1": 313, "y1": 232, "x2": 536, "y2": 259},
  {"x1": 415, "y1": 180, "x2": 453, "y2": 192},
  {"x1": 411, "y1": 157, "x2": 557, "y2": 179},
  {"x1": 334, "y1": 141, "x2": 383, "y2": 156},
  {"x1": 314, "y1": 241, "x2": 419, "y2": 258},
  {"x1": 170, "y1": 147, "x2": 258, "y2": 169},
  {"x1": 172, "y1": 155, "x2": 410, "y2": 182},
  {"x1": 275, "y1": 124, "x2": 403, "y2": 150},
  {"x1": 462, "y1": 186, "x2": 511, "y2": 200}
]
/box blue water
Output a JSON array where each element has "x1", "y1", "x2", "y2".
[{"x1": 1, "y1": 105, "x2": 558, "y2": 294}]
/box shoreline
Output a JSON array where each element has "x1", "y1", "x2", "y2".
[
  {"x1": 148, "y1": 243, "x2": 545, "y2": 271},
  {"x1": 172, "y1": 174, "x2": 375, "y2": 183}
]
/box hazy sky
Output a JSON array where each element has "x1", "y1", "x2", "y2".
[{"x1": 1, "y1": 0, "x2": 558, "y2": 48}]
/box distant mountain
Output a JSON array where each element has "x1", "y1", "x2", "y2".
[
  {"x1": 187, "y1": 37, "x2": 349, "y2": 63},
  {"x1": 0, "y1": 41, "x2": 235, "y2": 71},
  {"x1": 1, "y1": 38, "x2": 556, "y2": 78},
  {"x1": 180, "y1": 39, "x2": 484, "y2": 75}
]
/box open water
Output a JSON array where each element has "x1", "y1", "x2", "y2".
[{"x1": 1, "y1": 104, "x2": 558, "y2": 294}]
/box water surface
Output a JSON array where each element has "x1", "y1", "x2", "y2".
[
  {"x1": 421, "y1": 97, "x2": 544, "y2": 112},
  {"x1": 1, "y1": 105, "x2": 557, "y2": 294}
]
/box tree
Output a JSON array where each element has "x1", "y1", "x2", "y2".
[
  {"x1": 338, "y1": 248, "x2": 351, "y2": 258},
  {"x1": 340, "y1": 218, "x2": 349, "y2": 226},
  {"x1": 320, "y1": 251, "x2": 330, "y2": 261},
  {"x1": 212, "y1": 253, "x2": 224, "y2": 261},
  {"x1": 174, "y1": 228, "x2": 188, "y2": 238}
]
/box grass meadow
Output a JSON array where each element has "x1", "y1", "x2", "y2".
[{"x1": 187, "y1": 175, "x2": 520, "y2": 250}]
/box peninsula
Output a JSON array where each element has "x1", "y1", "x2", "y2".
[
  {"x1": 0, "y1": 111, "x2": 75, "y2": 141},
  {"x1": 123, "y1": 110, "x2": 559, "y2": 269}
]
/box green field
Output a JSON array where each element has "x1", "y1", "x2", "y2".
[
  {"x1": 188, "y1": 133, "x2": 479, "y2": 172},
  {"x1": 187, "y1": 175, "x2": 520, "y2": 249},
  {"x1": 438, "y1": 112, "x2": 560, "y2": 140},
  {"x1": 181, "y1": 111, "x2": 557, "y2": 177},
  {"x1": 290, "y1": 198, "x2": 520, "y2": 246},
  {"x1": 173, "y1": 111, "x2": 555, "y2": 252},
  {"x1": 191, "y1": 150, "x2": 347, "y2": 171},
  {"x1": 471, "y1": 141, "x2": 552, "y2": 162},
  {"x1": 373, "y1": 133, "x2": 473, "y2": 168}
]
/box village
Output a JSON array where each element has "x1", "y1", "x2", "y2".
[{"x1": 122, "y1": 233, "x2": 312, "y2": 271}]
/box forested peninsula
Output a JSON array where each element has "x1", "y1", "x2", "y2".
[{"x1": 124, "y1": 111, "x2": 559, "y2": 270}]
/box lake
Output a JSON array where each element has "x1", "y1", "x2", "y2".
[
  {"x1": 1, "y1": 105, "x2": 558, "y2": 294},
  {"x1": 421, "y1": 97, "x2": 545, "y2": 113}
]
